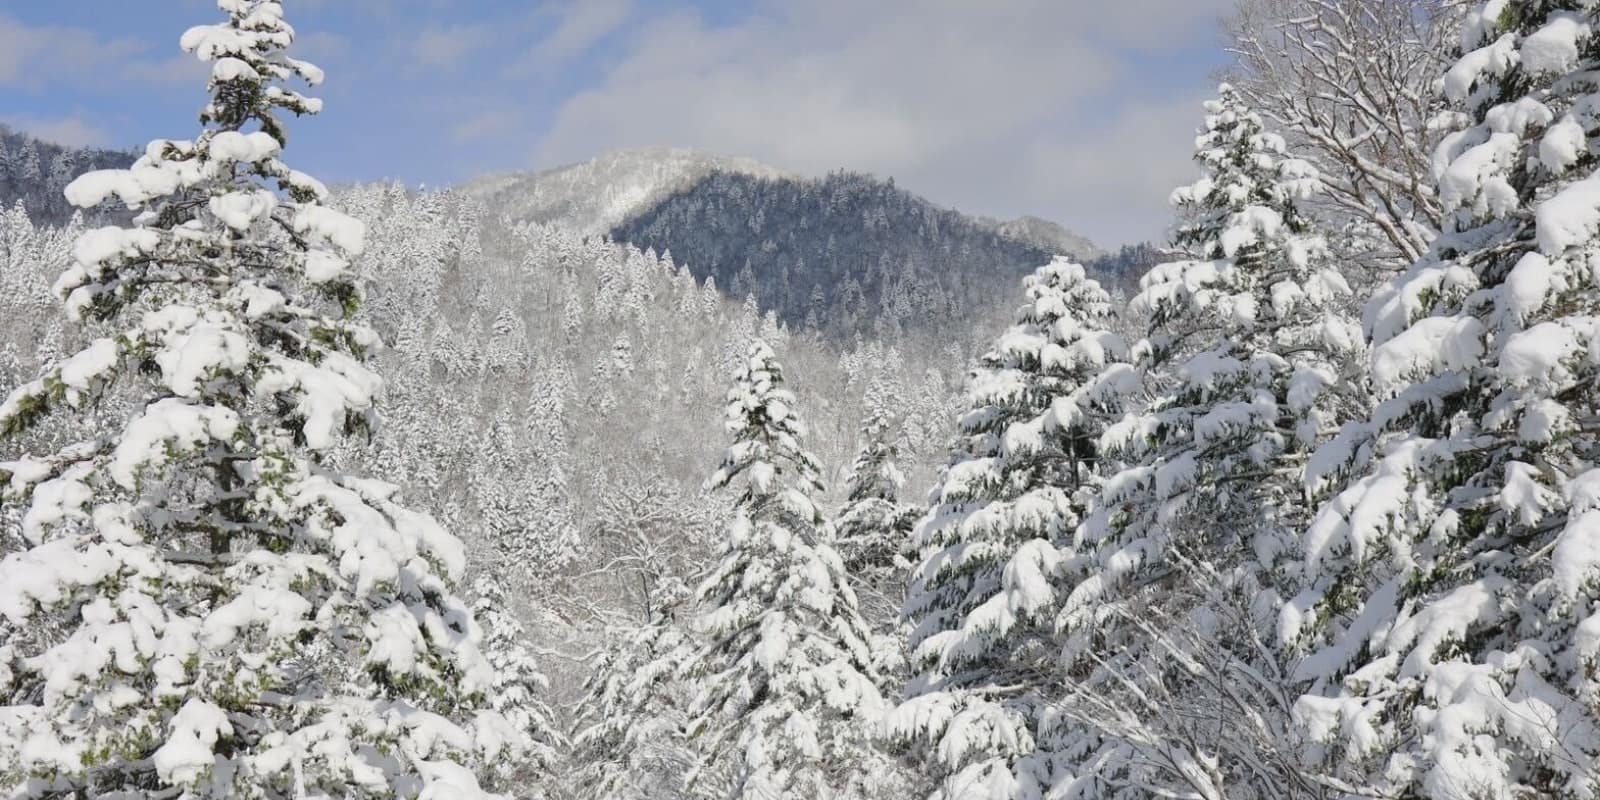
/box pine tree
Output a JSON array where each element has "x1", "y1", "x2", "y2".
[
  {"x1": 0, "y1": 3, "x2": 503, "y2": 796},
  {"x1": 1050, "y1": 85, "x2": 1366, "y2": 798},
  {"x1": 887, "y1": 259, "x2": 1131, "y2": 799},
  {"x1": 685, "y1": 341, "x2": 888, "y2": 800},
  {"x1": 832, "y1": 400, "x2": 918, "y2": 626},
  {"x1": 15, "y1": 142, "x2": 39, "y2": 184},
  {"x1": 469, "y1": 575, "x2": 562, "y2": 793},
  {"x1": 571, "y1": 579, "x2": 698, "y2": 800},
  {"x1": 1284, "y1": 5, "x2": 1600, "y2": 796}
]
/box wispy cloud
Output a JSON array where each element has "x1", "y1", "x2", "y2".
[
  {"x1": 412, "y1": 23, "x2": 497, "y2": 70},
  {"x1": 3, "y1": 113, "x2": 112, "y2": 148},
  {"x1": 0, "y1": 12, "x2": 206, "y2": 91},
  {"x1": 533, "y1": 0, "x2": 1234, "y2": 244},
  {"x1": 512, "y1": 0, "x2": 634, "y2": 74}
]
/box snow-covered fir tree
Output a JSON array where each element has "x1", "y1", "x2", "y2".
[
  {"x1": 470, "y1": 575, "x2": 562, "y2": 795},
  {"x1": 685, "y1": 341, "x2": 891, "y2": 800},
  {"x1": 1283, "y1": 5, "x2": 1600, "y2": 796},
  {"x1": 832, "y1": 398, "x2": 918, "y2": 625},
  {"x1": 888, "y1": 258, "x2": 1132, "y2": 799},
  {"x1": 0, "y1": 3, "x2": 509, "y2": 796},
  {"x1": 570, "y1": 578, "x2": 699, "y2": 800},
  {"x1": 1050, "y1": 84, "x2": 1366, "y2": 798}
]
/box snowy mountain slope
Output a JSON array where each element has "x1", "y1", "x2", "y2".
[
  {"x1": 462, "y1": 147, "x2": 791, "y2": 234},
  {"x1": 987, "y1": 214, "x2": 1102, "y2": 260},
  {"x1": 0, "y1": 125, "x2": 134, "y2": 225},
  {"x1": 609, "y1": 169, "x2": 1082, "y2": 337}
]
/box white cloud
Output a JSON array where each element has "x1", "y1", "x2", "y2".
[
  {"x1": 532, "y1": 0, "x2": 1235, "y2": 246},
  {"x1": 452, "y1": 108, "x2": 521, "y2": 143},
  {"x1": 514, "y1": 0, "x2": 634, "y2": 73},
  {"x1": 413, "y1": 23, "x2": 495, "y2": 70},
  {"x1": 3, "y1": 114, "x2": 111, "y2": 148},
  {"x1": 0, "y1": 13, "x2": 200, "y2": 90}
]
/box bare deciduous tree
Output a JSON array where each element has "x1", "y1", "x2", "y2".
[{"x1": 1228, "y1": 0, "x2": 1457, "y2": 275}]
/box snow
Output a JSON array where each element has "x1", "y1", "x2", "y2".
[
  {"x1": 1460, "y1": 0, "x2": 1511, "y2": 49},
  {"x1": 57, "y1": 338, "x2": 119, "y2": 395},
  {"x1": 209, "y1": 188, "x2": 278, "y2": 231},
  {"x1": 112, "y1": 399, "x2": 240, "y2": 488},
  {"x1": 1498, "y1": 320, "x2": 1579, "y2": 385},
  {"x1": 259, "y1": 351, "x2": 382, "y2": 450},
  {"x1": 71, "y1": 226, "x2": 161, "y2": 270},
  {"x1": 1365, "y1": 262, "x2": 1478, "y2": 345},
  {"x1": 1442, "y1": 33, "x2": 1518, "y2": 103},
  {"x1": 1219, "y1": 206, "x2": 1284, "y2": 257},
  {"x1": 210, "y1": 56, "x2": 260, "y2": 83},
  {"x1": 1538, "y1": 172, "x2": 1600, "y2": 255},
  {"x1": 462, "y1": 147, "x2": 793, "y2": 235},
  {"x1": 1371, "y1": 316, "x2": 1486, "y2": 394},
  {"x1": 155, "y1": 320, "x2": 251, "y2": 398},
  {"x1": 208, "y1": 130, "x2": 282, "y2": 164},
  {"x1": 304, "y1": 249, "x2": 349, "y2": 283},
  {"x1": 1499, "y1": 461, "x2": 1556, "y2": 527},
  {"x1": 1539, "y1": 116, "x2": 1588, "y2": 173},
  {"x1": 1501, "y1": 252, "x2": 1553, "y2": 323},
  {"x1": 1520, "y1": 12, "x2": 1591, "y2": 75},
  {"x1": 1388, "y1": 576, "x2": 1508, "y2": 678},
  {"x1": 230, "y1": 282, "x2": 287, "y2": 319},
  {"x1": 1554, "y1": 510, "x2": 1600, "y2": 599},
  {"x1": 152, "y1": 699, "x2": 232, "y2": 786},
  {"x1": 1436, "y1": 132, "x2": 1520, "y2": 215},
  {"x1": 17, "y1": 464, "x2": 93, "y2": 545},
  {"x1": 293, "y1": 204, "x2": 367, "y2": 256}
]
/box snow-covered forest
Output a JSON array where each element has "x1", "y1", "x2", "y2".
[{"x1": 3, "y1": 0, "x2": 1600, "y2": 798}]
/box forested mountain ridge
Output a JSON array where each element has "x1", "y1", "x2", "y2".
[
  {"x1": 462, "y1": 147, "x2": 793, "y2": 235},
  {"x1": 985, "y1": 213, "x2": 1101, "y2": 260},
  {"x1": 6, "y1": 133, "x2": 1103, "y2": 342},
  {"x1": 610, "y1": 169, "x2": 1086, "y2": 337},
  {"x1": 0, "y1": 126, "x2": 134, "y2": 225},
  {"x1": 466, "y1": 147, "x2": 1101, "y2": 338}
]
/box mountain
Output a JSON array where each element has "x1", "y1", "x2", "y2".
[
  {"x1": 608, "y1": 169, "x2": 1080, "y2": 338},
  {"x1": 466, "y1": 148, "x2": 1101, "y2": 339},
  {"x1": 0, "y1": 126, "x2": 135, "y2": 225},
  {"x1": 987, "y1": 215, "x2": 1101, "y2": 260},
  {"x1": 463, "y1": 147, "x2": 790, "y2": 235}
]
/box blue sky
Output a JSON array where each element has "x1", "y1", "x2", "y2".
[{"x1": 0, "y1": 0, "x2": 1234, "y2": 247}]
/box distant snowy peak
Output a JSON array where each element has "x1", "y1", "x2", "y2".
[
  {"x1": 987, "y1": 215, "x2": 1102, "y2": 261},
  {"x1": 463, "y1": 147, "x2": 792, "y2": 235}
]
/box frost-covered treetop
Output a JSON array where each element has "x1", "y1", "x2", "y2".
[
  {"x1": 1138, "y1": 84, "x2": 1336, "y2": 346},
  {"x1": 690, "y1": 340, "x2": 886, "y2": 799},
  {"x1": 891, "y1": 260, "x2": 1128, "y2": 800},
  {"x1": 1171, "y1": 83, "x2": 1321, "y2": 264},
  {"x1": 711, "y1": 339, "x2": 825, "y2": 512},
  {"x1": 0, "y1": 1, "x2": 506, "y2": 797},
  {"x1": 844, "y1": 405, "x2": 905, "y2": 505}
]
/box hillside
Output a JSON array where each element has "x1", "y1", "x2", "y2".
[
  {"x1": 988, "y1": 214, "x2": 1102, "y2": 260},
  {"x1": 0, "y1": 126, "x2": 134, "y2": 225},
  {"x1": 467, "y1": 149, "x2": 1100, "y2": 338},
  {"x1": 463, "y1": 147, "x2": 790, "y2": 235},
  {"x1": 609, "y1": 169, "x2": 1078, "y2": 337}
]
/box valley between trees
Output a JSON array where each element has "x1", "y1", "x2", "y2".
[{"x1": 3, "y1": 1, "x2": 1600, "y2": 799}]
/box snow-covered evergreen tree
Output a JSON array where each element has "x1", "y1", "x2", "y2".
[
  {"x1": 0, "y1": 3, "x2": 506, "y2": 796},
  {"x1": 1048, "y1": 84, "x2": 1366, "y2": 798},
  {"x1": 571, "y1": 578, "x2": 699, "y2": 800},
  {"x1": 833, "y1": 402, "x2": 918, "y2": 624},
  {"x1": 1284, "y1": 5, "x2": 1600, "y2": 796},
  {"x1": 469, "y1": 575, "x2": 562, "y2": 795},
  {"x1": 685, "y1": 341, "x2": 888, "y2": 800},
  {"x1": 888, "y1": 259, "x2": 1131, "y2": 799}
]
